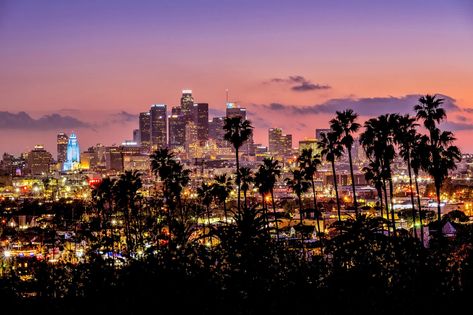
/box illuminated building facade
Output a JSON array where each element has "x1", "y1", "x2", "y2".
[{"x1": 63, "y1": 132, "x2": 80, "y2": 171}]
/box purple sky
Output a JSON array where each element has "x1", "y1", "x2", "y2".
[{"x1": 1, "y1": 0, "x2": 473, "y2": 155}]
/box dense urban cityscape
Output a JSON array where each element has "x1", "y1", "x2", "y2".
[
  {"x1": 1, "y1": 90, "x2": 473, "y2": 313},
  {"x1": 2, "y1": 0, "x2": 473, "y2": 314}
]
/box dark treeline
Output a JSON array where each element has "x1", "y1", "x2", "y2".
[{"x1": 0, "y1": 95, "x2": 472, "y2": 315}]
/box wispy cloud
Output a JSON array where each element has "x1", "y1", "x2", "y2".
[
  {"x1": 253, "y1": 94, "x2": 461, "y2": 117},
  {"x1": 266, "y1": 75, "x2": 331, "y2": 92},
  {"x1": 0, "y1": 111, "x2": 90, "y2": 130}
]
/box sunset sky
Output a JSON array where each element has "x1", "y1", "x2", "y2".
[{"x1": 1, "y1": 0, "x2": 473, "y2": 155}]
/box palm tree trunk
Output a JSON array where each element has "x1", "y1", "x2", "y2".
[
  {"x1": 270, "y1": 189, "x2": 280, "y2": 241},
  {"x1": 236, "y1": 147, "x2": 241, "y2": 212},
  {"x1": 298, "y1": 194, "x2": 305, "y2": 255},
  {"x1": 382, "y1": 179, "x2": 390, "y2": 237},
  {"x1": 311, "y1": 178, "x2": 321, "y2": 236},
  {"x1": 347, "y1": 145, "x2": 358, "y2": 216},
  {"x1": 414, "y1": 173, "x2": 424, "y2": 245},
  {"x1": 377, "y1": 186, "x2": 384, "y2": 233},
  {"x1": 406, "y1": 154, "x2": 418, "y2": 239},
  {"x1": 331, "y1": 159, "x2": 342, "y2": 222},
  {"x1": 435, "y1": 183, "x2": 442, "y2": 224},
  {"x1": 389, "y1": 177, "x2": 396, "y2": 237},
  {"x1": 243, "y1": 190, "x2": 247, "y2": 209}
]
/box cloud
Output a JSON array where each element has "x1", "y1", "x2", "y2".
[
  {"x1": 441, "y1": 121, "x2": 473, "y2": 131},
  {"x1": 266, "y1": 75, "x2": 331, "y2": 92},
  {"x1": 0, "y1": 111, "x2": 90, "y2": 130},
  {"x1": 463, "y1": 108, "x2": 473, "y2": 114},
  {"x1": 112, "y1": 111, "x2": 137, "y2": 123},
  {"x1": 253, "y1": 94, "x2": 461, "y2": 117}
]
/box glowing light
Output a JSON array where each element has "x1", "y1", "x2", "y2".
[{"x1": 4, "y1": 250, "x2": 11, "y2": 258}]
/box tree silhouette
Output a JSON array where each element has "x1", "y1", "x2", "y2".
[
  {"x1": 414, "y1": 95, "x2": 462, "y2": 223},
  {"x1": 330, "y1": 109, "x2": 361, "y2": 215},
  {"x1": 298, "y1": 148, "x2": 323, "y2": 235},
  {"x1": 286, "y1": 169, "x2": 310, "y2": 251},
  {"x1": 223, "y1": 116, "x2": 253, "y2": 213},
  {"x1": 255, "y1": 158, "x2": 281, "y2": 239},
  {"x1": 318, "y1": 131, "x2": 344, "y2": 222}
]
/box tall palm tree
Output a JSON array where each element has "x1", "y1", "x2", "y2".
[
  {"x1": 255, "y1": 158, "x2": 281, "y2": 239},
  {"x1": 197, "y1": 182, "x2": 213, "y2": 244},
  {"x1": 414, "y1": 95, "x2": 462, "y2": 223},
  {"x1": 330, "y1": 109, "x2": 361, "y2": 215},
  {"x1": 212, "y1": 174, "x2": 233, "y2": 222},
  {"x1": 223, "y1": 116, "x2": 253, "y2": 212},
  {"x1": 394, "y1": 114, "x2": 419, "y2": 239},
  {"x1": 318, "y1": 131, "x2": 344, "y2": 222},
  {"x1": 285, "y1": 169, "x2": 310, "y2": 251},
  {"x1": 360, "y1": 114, "x2": 398, "y2": 236},
  {"x1": 150, "y1": 148, "x2": 176, "y2": 202},
  {"x1": 298, "y1": 148, "x2": 322, "y2": 235},
  {"x1": 239, "y1": 167, "x2": 254, "y2": 209},
  {"x1": 362, "y1": 158, "x2": 385, "y2": 221},
  {"x1": 114, "y1": 170, "x2": 142, "y2": 255},
  {"x1": 410, "y1": 134, "x2": 429, "y2": 243}
]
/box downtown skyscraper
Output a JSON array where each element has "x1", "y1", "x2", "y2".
[
  {"x1": 139, "y1": 112, "x2": 151, "y2": 152},
  {"x1": 150, "y1": 104, "x2": 167, "y2": 150}
]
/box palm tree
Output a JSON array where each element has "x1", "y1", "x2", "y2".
[
  {"x1": 362, "y1": 158, "x2": 385, "y2": 222},
  {"x1": 414, "y1": 95, "x2": 462, "y2": 223},
  {"x1": 410, "y1": 134, "x2": 429, "y2": 243},
  {"x1": 197, "y1": 182, "x2": 213, "y2": 244},
  {"x1": 394, "y1": 114, "x2": 419, "y2": 239},
  {"x1": 318, "y1": 131, "x2": 344, "y2": 222},
  {"x1": 223, "y1": 116, "x2": 253, "y2": 212},
  {"x1": 298, "y1": 148, "x2": 322, "y2": 235},
  {"x1": 330, "y1": 109, "x2": 361, "y2": 215},
  {"x1": 285, "y1": 169, "x2": 310, "y2": 250},
  {"x1": 239, "y1": 167, "x2": 254, "y2": 209},
  {"x1": 360, "y1": 114, "x2": 398, "y2": 236},
  {"x1": 212, "y1": 174, "x2": 233, "y2": 222},
  {"x1": 114, "y1": 170, "x2": 142, "y2": 255},
  {"x1": 255, "y1": 158, "x2": 281, "y2": 239},
  {"x1": 150, "y1": 148, "x2": 176, "y2": 202}
]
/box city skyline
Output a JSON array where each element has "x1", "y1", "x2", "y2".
[{"x1": 1, "y1": 0, "x2": 473, "y2": 154}]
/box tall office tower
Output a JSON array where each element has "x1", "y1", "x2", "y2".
[
  {"x1": 27, "y1": 145, "x2": 53, "y2": 175},
  {"x1": 315, "y1": 128, "x2": 332, "y2": 140},
  {"x1": 63, "y1": 132, "x2": 81, "y2": 171},
  {"x1": 225, "y1": 102, "x2": 247, "y2": 120},
  {"x1": 133, "y1": 129, "x2": 140, "y2": 143},
  {"x1": 209, "y1": 117, "x2": 226, "y2": 147},
  {"x1": 171, "y1": 106, "x2": 182, "y2": 116},
  {"x1": 150, "y1": 104, "x2": 167, "y2": 149},
  {"x1": 192, "y1": 103, "x2": 209, "y2": 143},
  {"x1": 168, "y1": 114, "x2": 186, "y2": 148},
  {"x1": 185, "y1": 121, "x2": 199, "y2": 150},
  {"x1": 269, "y1": 128, "x2": 283, "y2": 154},
  {"x1": 180, "y1": 90, "x2": 194, "y2": 120},
  {"x1": 139, "y1": 112, "x2": 151, "y2": 152},
  {"x1": 268, "y1": 128, "x2": 292, "y2": 157},
  {"x1": 226, "y1": 102, "x2": 254, "y2": 155},
  {"x1": 57, "y1": 132, "x2": 68, "y2": 163}
]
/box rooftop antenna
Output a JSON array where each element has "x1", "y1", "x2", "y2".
[{"x1": 225, "y1": 89, "x2": 229, "y2": 103}]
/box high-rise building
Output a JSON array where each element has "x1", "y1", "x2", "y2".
[
  {"x1": 192, "y1": 103, "x2": 209, "y2": 143},
  {"x1": 28, "y1": 145, "x2": 53, "y2": 175},
  {"x1": 299, "y1": 138, "x2": 319, "y2": 154},
  {"x1": 133, "y1": 129, "x2": 140, "y2": 144},
  {"x1": 226, "y1": 102, "x2": 254, "y2": 155},
  {"x1": 168, "y1": 114, "x2": 186, "y2": 148},
  {"x1": 57, "y1": 133, "x2": 68, "y2": 163},
  {"x1": 139, "y1": 112, "x2": 151, "y2": 152},
  {"x1": 209, "y1": 117, "x2": 226, "y2": 147},
  {"x1": 150, "y1": 104, "x2": 167, "y2": 149},
  {"x1": 268, "y1": 128, "x2": 292, "y2": 157},
  {"x1": 63, "y1": 132, "x2": 80, "y2": 171},
  {"x1": 226, "y1": 102, "x2": 247, "y2": 120},
  {"x1": 315, "y1": 128, "x2": 332, "y2": 140},
  {"x1": 180, "y1": 90, "x2": 194, "y2": 121},
  {"x1": 185, "y1": 121, "x2": 199, "y2": 154}
]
